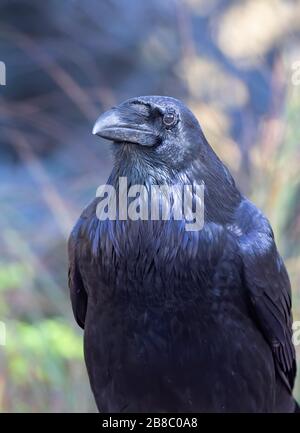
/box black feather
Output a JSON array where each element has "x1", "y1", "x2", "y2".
[{"x1": 68, "y1": 96, "x2": 297, "y2": 412}]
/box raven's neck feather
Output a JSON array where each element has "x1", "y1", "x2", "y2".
[{"x1": 108, "y1": 143, "x2": 241, "y2": 225}]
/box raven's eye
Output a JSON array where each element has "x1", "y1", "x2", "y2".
[{"x1": 163, "y1": 111, "x2": 177, "y2": 128}]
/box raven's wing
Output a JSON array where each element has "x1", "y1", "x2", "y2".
[
  {"x1": 235, "y1": 199, "x2": 296, "y2": 390},
  {"x1": 68, "y1": 216, "x2": 88, "y2": 329}
]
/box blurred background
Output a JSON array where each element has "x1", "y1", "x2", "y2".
[{"x1": 0, "y1": 0, "x2": 299, "y2": 412}]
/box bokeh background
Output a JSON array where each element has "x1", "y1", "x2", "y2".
[{"x1": 0, "y1": 0, "x2": 300, "y2": 412}]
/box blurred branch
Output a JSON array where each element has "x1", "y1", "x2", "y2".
[
  {"x1": 4, "y1": 127, "x2": 74, "y2": 235},
  {"x1": 0, "y1": 102, "x2": 71, "y2": 144},
  {"x1": 176, "y1": 0, "x2": 196, "y2": 60},
  {"x1": 2, "y1": 26, "x2": 99, "y2": 120},
  {"x1": 1, "y1": 227, "x2": 67, "y2": 316}
]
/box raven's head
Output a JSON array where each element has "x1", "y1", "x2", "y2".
[
  {"x1": 93, "y1": 96, "x2": 207, "y2": 172},
  {"x1": 93, "y1": 95, "x2": 241, "y2": 222}
]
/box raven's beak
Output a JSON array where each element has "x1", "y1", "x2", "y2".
[{"x1": 92, "y1": 107, "x2": 158, "y2": 147}]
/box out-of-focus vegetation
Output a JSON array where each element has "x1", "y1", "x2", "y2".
[{"x1": 0, "y1": 0, "x2": 299, "y2": 412}]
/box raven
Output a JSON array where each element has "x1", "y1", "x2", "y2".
[{"x1": 68, "y1": 96, "x2": 298, "y2": 412}]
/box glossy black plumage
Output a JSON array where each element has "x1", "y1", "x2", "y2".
[{"x1": 68, "y1": 96, "x2": 297, "y2": 412}]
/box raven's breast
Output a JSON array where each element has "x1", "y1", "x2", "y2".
[
  {"x1": 82, "y1": 219, "x2": 275, "y2": 412},
  {"x1": 84, "y1": 295, "x2": 275, "y2": 412}
]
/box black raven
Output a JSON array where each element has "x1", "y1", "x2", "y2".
[{"x1": 68, "y1": 96, "x2": 298, "y2": 412}]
